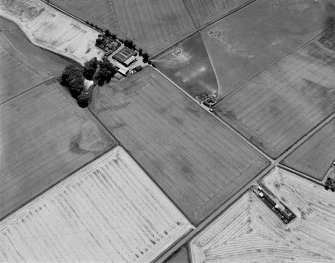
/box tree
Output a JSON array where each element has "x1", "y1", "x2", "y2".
[
  {"x1": 60, "y1": 64, "x2": 83, "y2": 86},
  {"x1": 138, "y1": 48, "x2": 143, "y2": 56},
  {"x1": 142, "y1": 53, "x2": 149, "y2": 63},
  {"x1": 124, "y1": 39, "x2": 134, "y2": 49},
  {"x1": 77, "y1": 93, "x2": 91, "y2": 108},
  {"x1": 105, "y1": 29, "x2": 111, "y2": 37},
  {"x1": 95, "y1": 38, "x2": 102, "y2": 46},
  {"x1": 99, "y1": 58, "x2": 116, "y2": 75},
  {"x1": 68, "y1": 78, "x2": 84, "y2": 98},
  {"x1": 111, "y1": 34, "x2": 116, "y2": 40},
  {"x1": 85, "y1": 57, "x2": 98, "y2": 70},
  {"x1": 83, "y1": 67, "x2": 96, "y2": 80}
]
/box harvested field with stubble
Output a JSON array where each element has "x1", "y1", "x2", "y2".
[
  {"x1": 0, "y1": 78, "x2": 116, "y2": 219},
  {"x1": 0, "y1": 16, "x2": 70, "y2": 103},
  {"x1": 282, "y1": 118, "x2": 335, "y2": 181},
  {"x1": 190, "y1": 168, "x2": 335, "y2": 262},
  {"x1": 183, "y1": 0, "x2": 252, "y2": 28},
  {"x1": 0, "y1": 146, "x2": 194, "y2": 262},
  {"x1": 52, "y1": 0, "x2": 197, "y2": 56},
  {"x1": 0, "y1": 0, "x2": 104, "y2": 65},
  {"x1": 90, "y1": 68, "x2": 269, "y2": 225},
  {"x1": 215, "y1": 26, "x2": 335, "y2": 158}
]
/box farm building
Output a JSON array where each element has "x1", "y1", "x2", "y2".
[
  {"x1": 112, "y1": 47, "x2": 136, "y2": 66},
  {"x1": 0, "y1": 146, "x2": 194, "y2": 262},
  {"x1": 116, "y1": 65, "x2": 130, "y2": 76},
  {"x1": 190, "y1": 168, "x2": 335, "y2": 262}
]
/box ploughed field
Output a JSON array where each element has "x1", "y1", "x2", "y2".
[
  {"x1": 0, "y1": 16, "x2": 70, "y2": 103},
  {"x1": 0, "y1": 0, "x2": 104, "y2": 65},
  {"x1": 190, "y1": 168, "x2": 335, "y2": 262},
  {"x1": 90, "y1": 68, "x2": 269, "y2": 225},
  {"x1": 282, "y1": 117, "x2": 335, "y2": 181},
  {"x1": 0, "y1": 147, "x2": 194, "y2": 262},
  {"x1": 214, "y1": 26, "x2": 335, "y2": 158},
  {"x1": 0, "y1": 79, "x2": 116, "y2": 219},
  {"x1": 51, "y1": 0, "x2": 197, "y2": 56},
  {"x1": 156, "y1": 0, "x2": 335, "y2": 99}
]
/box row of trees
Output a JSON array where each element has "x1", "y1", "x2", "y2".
[
  {"x1": 89, "y1": 21, "x2": 152, "y2": 64},
  {"x1": 60, "y1": 58, "x2": 117, "y2": 107}
]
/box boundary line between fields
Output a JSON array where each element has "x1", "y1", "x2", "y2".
[
  {"x1": 0, "y1": 144, "x2": 118, "y2": 222},
  {"x1": 156, "y1": 160, "x2": 329, "y2": 262},
  {"x1": 151, "y1": 0, "x2": 258, "y2": 58},
  {"x1": 87, "y1": 103, "x2": 198, "y2": 226},
  {"x1": 277, "y1": 164, "x2": 325, "y2": 186},
  {"x1": 153, "y1": 67, "x2": 273, "y2": 163},
  {"x1": 215, "y1": 23, "x2": 335, "y2": 104},
  {"x1": 275, "y1": 112, "x2": 335, "y2": 163},
  {"x1": 0, "y1": 76, "x2": 55, "y2": 106},
  {"x1": 151, "y1": 73, "x2": 335, "y2": 262},
  {"x1": 155, "y1": 163, "x2": 275, "y2": 263}
]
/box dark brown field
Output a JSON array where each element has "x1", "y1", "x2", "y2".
[
  {"x1": 0, "y1": 79, "x2": 116, "y2": 219},
  {"x1": 282, "y1": 117, "x2": 335, "y2": 180},
  {"x1": 215, "y1": 27, "x2": 335, "y2": 158},
  {"x1": 52, "y1": 0, "x2": 197, "y2": 56},
  {"x1": 90, "y1": 68, "x2": 269, "y2": 225},
  {"x1": 0, "y1": 16, "x2": 71, "y2": 103}
]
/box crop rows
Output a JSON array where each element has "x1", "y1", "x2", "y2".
[
  {"x1": 190, "y1": 168, "x2": 335, "y2": 262},
  {"x1": 0, "y1": 146, "x2": 193, "y2": 262}
]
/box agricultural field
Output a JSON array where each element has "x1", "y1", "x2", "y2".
[
  {"x1": 214, "y1": 26, "x2": 335, "y2": 158},
  {"x1": 190, "y1": 168, "x2": 335, "y2": 262},
  {"x1": 52, "y1": 0, "x2": 197, "y2": 56},
  {"x1": 0, "y1": 16, "x2": 71, "y2": 103},
  {"x1": 183, "y1": 0, "x2": 252, "y2": 28},
  {"x1": 0, "y1": 146, "x2": 194, "y2": 262},
  {"x1": 90, "y1": 67, "x2": 269, "y2": 225},
  {"x1": 0, "y1": 78, "x2": 116, "y2": 219},
  {"x1": 282, "y1": 118, "x2": 335, "y2": 181},
  {"x1": 202, "y1": 0, "x2": 335, "y2": 97},
  {"x1": 0, "y1": 0, "x2": 104, "y2": 65},
  {"x1": 153, "y1": 33, "x2": 218, "y2": 98},
  {"x1": 165, "y1": 246, "x2": 189, "y2": 263},
  {"x1": 156, "y1": 0, "x2": 335, "y2": 99}
]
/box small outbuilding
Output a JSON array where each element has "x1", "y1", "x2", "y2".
[{"x1": 116, "y1": 65, "x2": 130, "y2": 76}]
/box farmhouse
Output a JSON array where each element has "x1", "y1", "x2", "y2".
[{"x1": 112, "y1": 47, "x2": 136, "y2": 66}]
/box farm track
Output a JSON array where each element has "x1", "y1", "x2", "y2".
[
  {"x1": 153, "y1": 67, "x2": 335, "y2": 262},
  {"x1": 90, "y1": 67, "x2": 269, "y2": 225},
  {"x1": 189, "y1": 168, "x2": 335, "y2": 262},
  {"x1": 1, "y1": 1, "x2": 335, "y2": 262}
]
